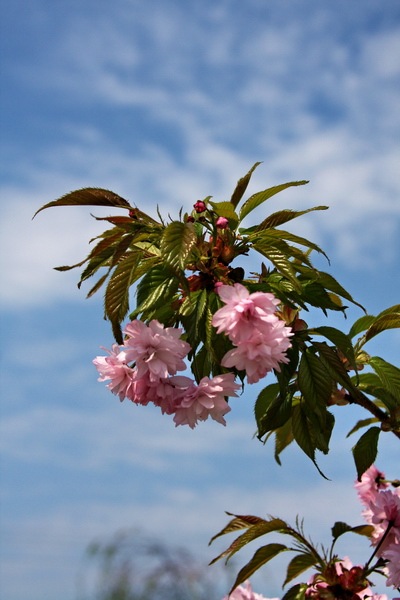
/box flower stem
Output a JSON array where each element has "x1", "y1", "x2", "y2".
[{"x1": 364, "y1": 520, "x2": 393, "y2": 570}]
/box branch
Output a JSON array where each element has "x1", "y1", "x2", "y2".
[{"x1": 348, "y1": 390, "x2": 400, "y2": 440}]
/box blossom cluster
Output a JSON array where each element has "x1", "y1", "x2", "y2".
[
  {"x1": 93, "y1": 319, "x2": 240, "y2": 428},
  {"x1": 94, "y1": 283, "x2": 293, "y2": 426},
  {"x1": 355, "y1": 465, "x2": 400, "y2": 589},
  {"x1": 221, "y1": 580, "x2": 278, "y2": 600},
  {"x1": 213, "y1": 283, "x2": 293, "y2": 384}
]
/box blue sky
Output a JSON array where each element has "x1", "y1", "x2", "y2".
[{"x1": 0, "y1": 1, "x2": 399, "y2": 599}]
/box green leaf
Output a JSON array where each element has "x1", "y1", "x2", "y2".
[
  {"x1": 230, "y1": 162, "x2": 262, "y2": 209},
  {"x1": 259, "y1": 392, "x2": 293, "y2": 437},
  {"x1": 239, "y1": 180, "x2": 309, "y2": 221},
  {"x1": 368, "y1": 357, "x2": 400, "y2": 402},
  {"x1": 131, "y1": 240, "x2": 162, "y2": 256},
  {"x1": 312, "y1": 342, "x2": 354, "y2": 391},
  {"x1": 364, "y1": 313, "x2": 400, "y2": 343},
  {"x1": 350, "y1": 372, "x2": 397, "y2": 412},
  {"x1": 229, "y1": 543, "x2": 289, "y2": 594},
  {"x1": 248, "y1": 228, "x2": 329, "y2": 261},
  {"x1": 377, "y1": 304, "x2": 400, "y2": 317},
  {"x1": 297, "y1": 268, "x2": 365, "y2": 311},
  {"x1": 298, "y1": 351, "x2": 332, "y2": 416},
  {"x1": 282, "y1": 583, "x2": 308, "y2": 600},
  {"x1": 254, "y1": 383, "x2": 280, "y2": 432},
  {"x1": 300, "y1": 281, "x2": 346, "y2": 313},
  {"x1": 209, "y1": 201, "x2": 239, "y2": 229},
  {"x1": 194, "y1": 288, "x2": 208, "y2": 338},
  {"x1": 292, "y1": 404, "x2": 329, "y2": 478},
  {"x1": 33, "y1": 187, "x2": 133, "y2": 218},
  {"x1": 104, "y1": 251, "x2": 143, "y2": 343},
  {"x1": 352, "y1": 426, "x2": 381, "y2": 481},
  {"x1": 346, "y1": 417, "x2": 380, "y2": 437},
  {"x1": 253, "y1": 244, "x2": 302, "y2": 290},
  {"x1": 350, "y1": 524, "x2": 375, "y2": 537},
  {"x1": 310, "y1": 326, "x2": 357, "y2": 373},
  {"x1": 291, "y1": 404, "x2": 316, "y2": 461},
  {"x1": 274, "y1": 418, "x2": 295, "y2": 464},
  {"x1": 331, "y1": 521, "x2": 353, "y2": 540},
  {"x1": 134, "y1": 263, "x2": 179, "y2": 316},
  {"x1": 284, "y1": 552, "x2": 317, "y2": 586},
  {"x1": 348, "y1": 315, "x2": 377, "y2": 339},
  {"x1": 308, "y1": 409, "x2": 334, "y2": 455},
  {"x1": 255, "y1": 206, "x2": 328, "y2": 232},
  {"x1": 161, "y1": 221, "x2": 197, "y2": 271},
  {"x1": 331, "y1": 522, "x2": 375, "y2": 540}
]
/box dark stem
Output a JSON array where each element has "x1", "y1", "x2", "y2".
[
  {"x1": 364, "y1": 520, "x2": 393, "y2": 570},
  {"x1": 348, "y1": 390, "x2": 400, "y2": 440}
]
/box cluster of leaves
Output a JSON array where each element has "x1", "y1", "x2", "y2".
[
  {"x1": 254, "y1": 303, "x2": 400, "y2": 479},
  {"x1": 34, "y1": 163, "x2": 400, "y2": 477},
  {"x1": 209, "y1": 511, "x2": 379, "y2": 599}
]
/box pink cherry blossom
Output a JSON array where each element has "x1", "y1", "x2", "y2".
[
  {"x1": 365, "y1": 489, "x2": 400, "y2": 552},
  {"x1": 212, "y1": 283, "x2": 282, "y2": 344},
  {"x1": 93, "y1": 344, "x2": 136, "y2": 401},
  {"x1": 355, "y1": 465, "x2": 388, "y2": 506},
  {"x1": 216, "y1": 216, "x2": 229, "y2": 229},
  {"x1": 123, "y1": 319, "x2": 191, "y2": 382},
  {"x1": 221, "y1": 580, "x2": 279, "y2": 600},
  {"x1": 147, "y1": 375, "x2": 194, "y2": 415},
  {"x1": 384, "y1": 541, "x2": 400, "y2": 588},
  {"x1": 221, "y1": 326, "x2": 292, "y2": 384},
  {"x1": 173, "y1": 373, "x2": 241, "y2": 428},
  {"x1": 124, "y1": 370, "x2": 153, "y2": 405}
]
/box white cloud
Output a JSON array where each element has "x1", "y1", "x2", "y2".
[
  {"x1": 1, "y1": 6, "x2": 399, "y2": 598},
  {"x1": 0, "y1": 472, "x2": 388, "y2": 600},
  {"x1": 2, "y1": 5, "x2": 399, "y2": 308}
]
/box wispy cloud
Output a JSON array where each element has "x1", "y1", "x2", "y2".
[
  {"x1": 2, "y1": 3, "x2": 399, "y2": 308},
  {"x1": 1, "y1": 4, "x2": 399, "y2": 599}
]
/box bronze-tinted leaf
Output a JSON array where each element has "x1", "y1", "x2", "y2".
[
  {"x1": 230, "y1": 162, "x2": 262, "y2": 208},
  {"x1": 33, "y1": 188, "x2": 133, "y2": 218},
  {"x1": 104, "y1": 251, "x2": 143, "y2": 343}
]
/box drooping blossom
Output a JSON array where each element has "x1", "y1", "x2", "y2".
[
  {"x1": 173, "y1": 373, "x2": 241, "y2": 428},
  {"x1": 221, "y1": 579, "x2": 279, "y2": 600},
  {"x1": 384, "y1": 541, "x2": 400, "y2": 588},
  {"x1": 355, "y1": 465, "x2": 389, "y2": 506},
  {"x1": 123, "y1": 319, "x2": 191, "y2": 382},
  {"x1": 145, "y1": 375, "x2": 194, "y2": 415},
  {"x1": 93, "y1": 344, "x2": 136, "y2": 401},
  {"x1": 221, "y1": 326, "x2": 292, "y2": 384},
  {"x1": 212, "y1": 283, "x2": 282, "y2": 344},
  {"x1": 366, "y1": 489, "x2": 400, "y2": 552}
]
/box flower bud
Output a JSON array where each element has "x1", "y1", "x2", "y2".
[
  {"x1": 193, "y1": 201, "x2": 207, "y2": 213},
  {"x1": 216, "y1": 216, "x2": 229, "y2": 229}
]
